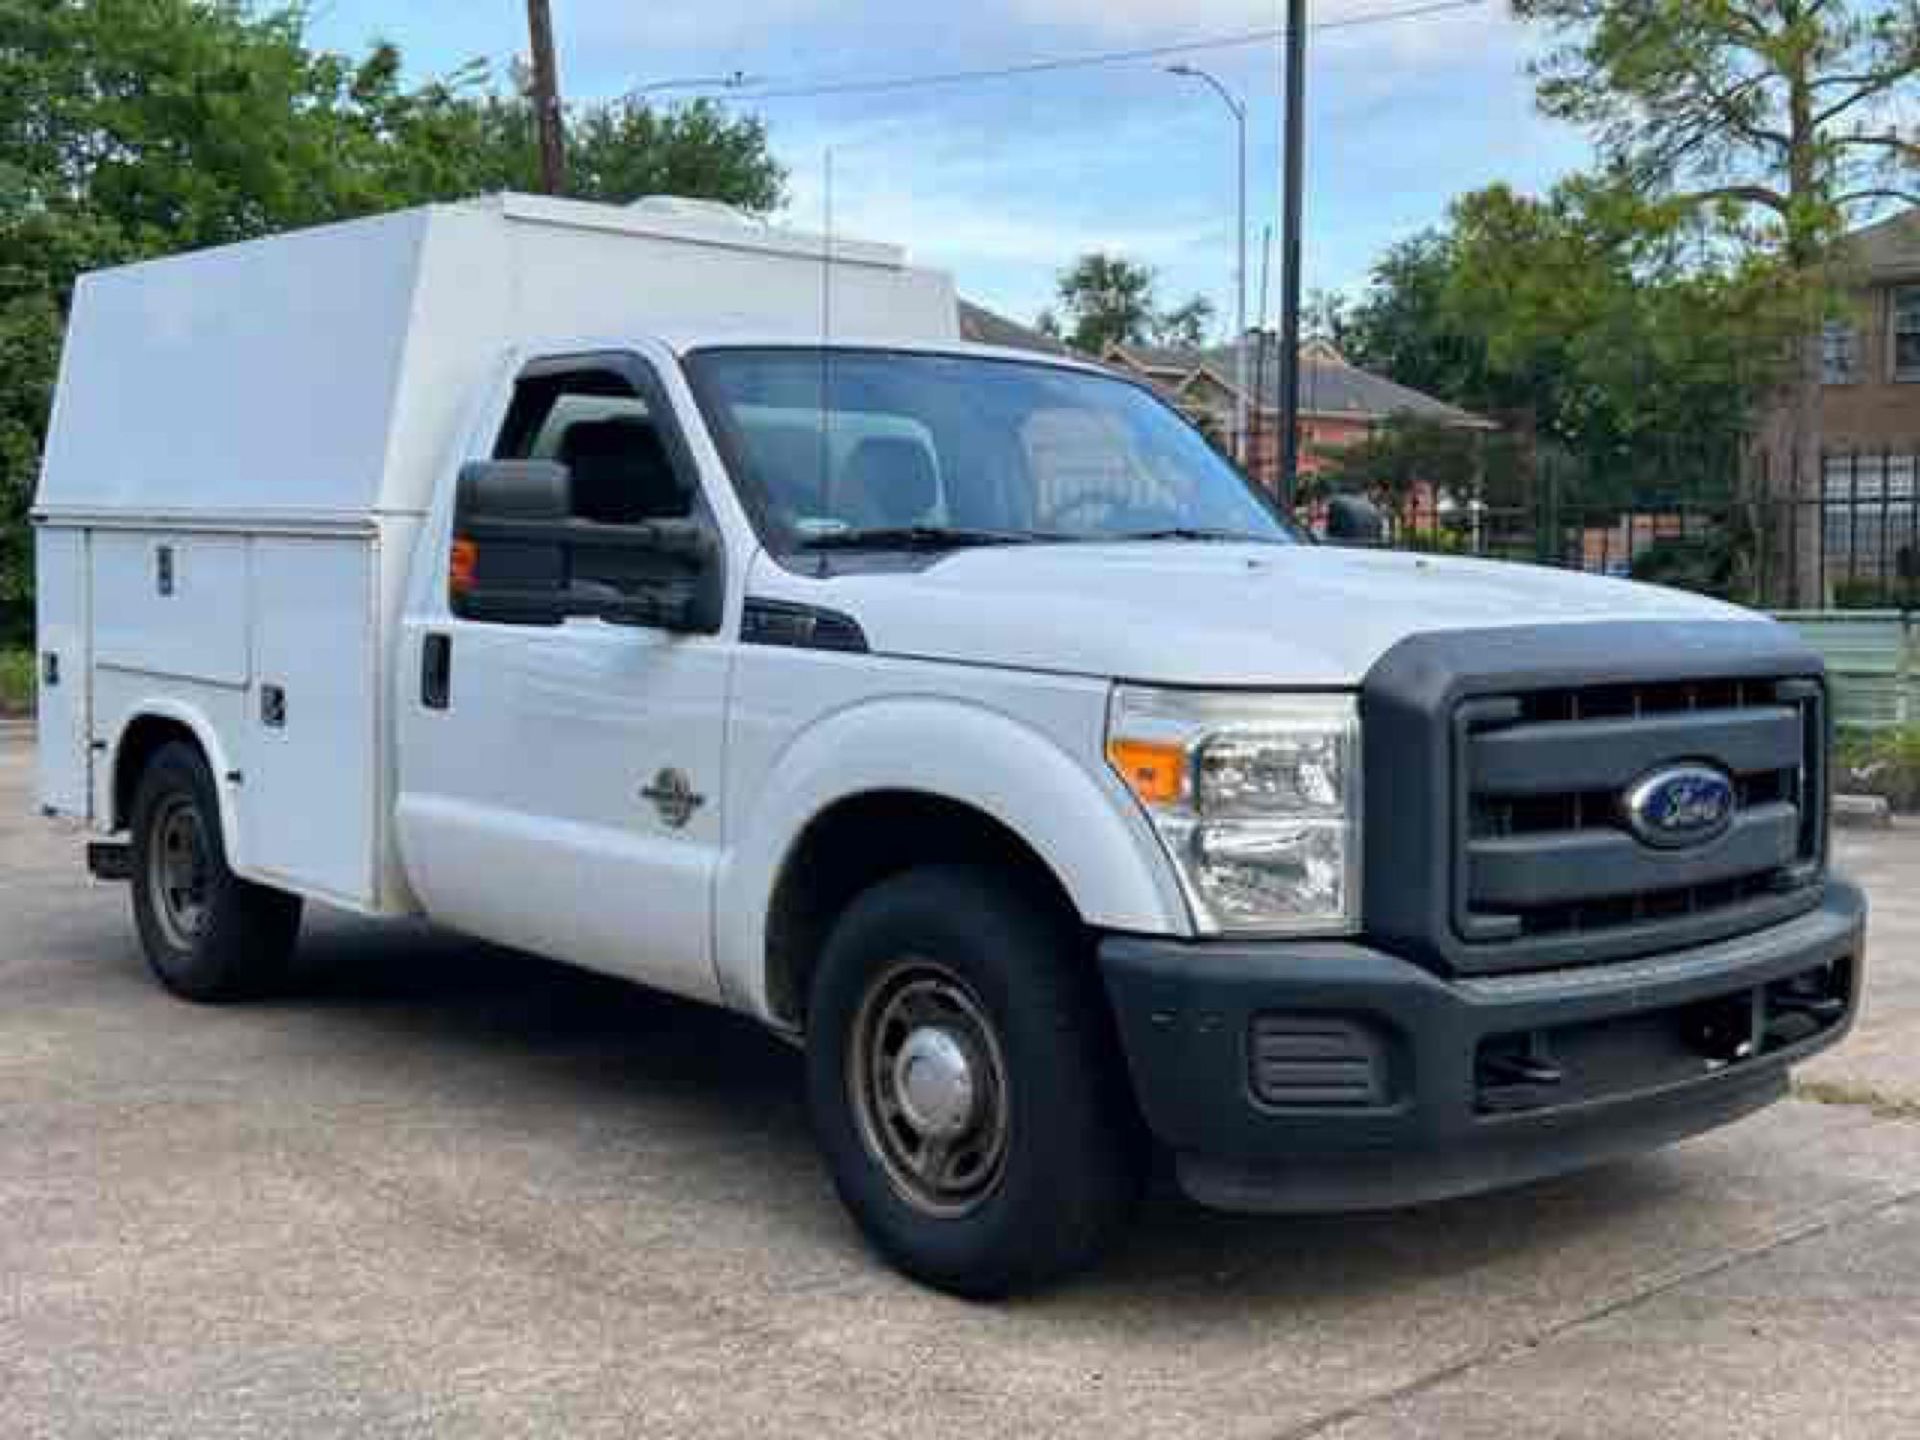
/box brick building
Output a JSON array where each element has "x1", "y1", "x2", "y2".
[{"x1": 1817, "y1": 210, "x2": 1920, "y2": 452}]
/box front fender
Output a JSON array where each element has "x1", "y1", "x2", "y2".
[{"x1": 713, "y1": 695, "x2": 1193, "y2": 1021}]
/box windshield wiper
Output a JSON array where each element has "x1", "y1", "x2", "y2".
[
  {"x1": 1115, "y1": 527, "x2": 1275, "y2": 543},
  {"x1": 796, "y1": 525, "x2": 1055, "y2": 552}
]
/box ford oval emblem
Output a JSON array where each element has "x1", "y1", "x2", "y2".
[{"x1": 1622, "y1": 764, "x2": 1736, "y2": 849}]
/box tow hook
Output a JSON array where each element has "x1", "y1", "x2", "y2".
[
  {"x1": 1477, "y1": 1046, "x2": 1566, "y2": 1114},
  {"x1": 1686, "y1": 994, "x2": 1758, "y2": 1066}
]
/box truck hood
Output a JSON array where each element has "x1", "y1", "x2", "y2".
[{"x1": 790, "y1": 543, "x2": 1760, "y2": 687}]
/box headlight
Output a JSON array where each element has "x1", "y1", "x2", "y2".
[{"x1": 1106, "y1": 686, "x2": 1361, "y2": 936}]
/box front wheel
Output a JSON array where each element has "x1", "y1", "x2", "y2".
[
  {"x1": 130, "y1": 741, "x2": 303, "y2": 1002},
  {"x1": 805, "y1": 865, "x2": 1144, "y2": 1297}
]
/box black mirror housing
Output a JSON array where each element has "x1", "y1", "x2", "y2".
[
  {"x1": 452, "y1": 461, "x2": 575, "y2": 626},
  {"x1": 1327, "y1": 493, "x2": 1387, "y2": 547},
  {"x1": 451, "y1": 461, "x2": 722, "y2": 632},
  {"x1": 458, "y1": 459, "x2": 572, "y2": 522}
]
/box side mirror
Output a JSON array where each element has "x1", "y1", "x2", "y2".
[
  {"x1": 452, "y1": 461, "x2": 575, "y2": 626},
  {"x1": 460, "y1": 458, "x2": 573, "y2": 523},
  {"x1": 1326, "y1": 493, "x2": 1387, "y2": 547},
  {"x1": 452, "y1": 460, "x2": 722, "y2": 631}
]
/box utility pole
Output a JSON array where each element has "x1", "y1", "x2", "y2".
[
  {"x1": 525, "y1": 0, "x2": 567, "y2": 196},
  {"x1": 1276, "y1": 0, "x2": 1308, "y2": 509}
]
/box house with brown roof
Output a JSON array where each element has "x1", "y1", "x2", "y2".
[
  {"x1": 956, "y1": 303, "x2": 1493, "y2": 498},
  {"x1": 1102, "y1": 333, "x2": 1494, "y2": 494},
  {"x1": 956, "y1": 299, "x2": 1076, "y2": 358}
]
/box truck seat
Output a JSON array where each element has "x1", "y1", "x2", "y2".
[
  {"x1": 842, "y1": 437, "x2": 938, "y2": 528},
  {"x1": 560, "y1": 417, "x2": 687, "y2": 523}
]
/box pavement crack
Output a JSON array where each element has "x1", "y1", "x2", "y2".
[{"x1": 1268, "y1": 1182, "x2": 1920, "y2": 1440}]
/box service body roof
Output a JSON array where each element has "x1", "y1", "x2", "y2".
[{"x1": 36, "y1": 194, "x2": 958, "y2": 521}]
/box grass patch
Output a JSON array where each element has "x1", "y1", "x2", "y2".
[
  {"x1": 1835, "y1": 725, "x2": 1920, "y2": 814},
  {"x1": 0, "y1": 648, "x2": 32, "y2": 716}
]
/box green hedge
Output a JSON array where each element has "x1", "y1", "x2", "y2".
[
  {"x1": 1836, "y1": 726, "x2": 1920, "y2": 813},
  {"x1": 0, "y1": 649, "x2": 32, "y2": 716}
]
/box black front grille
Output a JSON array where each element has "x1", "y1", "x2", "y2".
[
  {"x1": 1361, "y1": 621, "x2": 1832, "y2": 979},
  {"x1": 1456, "y1": 675, "x2": 1826, "y2": 966}
]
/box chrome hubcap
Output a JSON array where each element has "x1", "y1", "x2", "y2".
[
  {"x1": 848, "y1": 963, "x2": 1010, "y2": 1217},
  {"x1": 894, "y1": 1027, "x2": 978, "y2": 1139},
  {"x1": 149, "y1": 795, "x2": 212, "y2": 950}
]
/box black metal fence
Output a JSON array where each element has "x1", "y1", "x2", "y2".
[{"x1": 1313, "y1": 447, "x2": 1920, "y2": 612}]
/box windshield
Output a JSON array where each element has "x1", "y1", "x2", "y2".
[{"x1": 684, "y1": 348, "x2": 1297, "y2": 553}]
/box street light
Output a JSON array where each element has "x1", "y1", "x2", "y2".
[{"x1": 1166, "y1": 63, "x2": 1249, "y2": 468}]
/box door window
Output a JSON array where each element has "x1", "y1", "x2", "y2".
[
  {"x1": 469, "y1": 358, "x2": 715, "y2": 622},
  {"x1": 494, "y1": 367, "x2": 693, "y2": 523}
]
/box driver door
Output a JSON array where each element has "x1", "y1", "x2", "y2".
[{"x1": 396, "y1": 352, "x2": 731, "y2": 1004}]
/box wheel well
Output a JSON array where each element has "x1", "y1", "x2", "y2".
[
  {"x1": 764, "y1": 791, "x2": 1084, "y2": 1031},
  {"x1": 113, "y1": 716, "x2": 202, "y2": 831}
]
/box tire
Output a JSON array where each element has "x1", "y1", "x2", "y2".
[
  {"x1": 129, "y1": 741, "x2": 303, "y2": 1003},
  {"x1": 805, "y1": 864, "x2": 1145, "y2": 1297}
]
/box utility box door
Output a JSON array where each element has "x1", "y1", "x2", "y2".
[
  {"x1": 34, "y1": 528, "x2": 91, "y2": 819},
  {"x1": 242, "y1": 537, "x2": 378, "y2": 908},
  {"x1": 91, "y1": 531, "x2": 250, "y2": 686}
]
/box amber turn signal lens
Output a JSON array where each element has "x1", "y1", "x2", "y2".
[
  {"x1": 1108, "y1": 739, "x2": 1185, "y2": 806},
  {"x1": 448, "y1": 537, "x2": 478, "y2": 595}
]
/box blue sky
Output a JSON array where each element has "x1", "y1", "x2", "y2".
[{"x1": 303, "y1": 1, "x2": 1592, "y2": 334}]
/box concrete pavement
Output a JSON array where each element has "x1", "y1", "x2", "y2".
[{"x1": 3, "y1": 724, "x2": 1918, "y2": 1439}]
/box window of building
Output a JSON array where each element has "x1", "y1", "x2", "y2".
[
  {"x1": 1894, "y1": 285, "x2": 1920, "y2": 383},
  {"x1": 1822, "y1": 319, "x2": 1859, "y2": 385}
]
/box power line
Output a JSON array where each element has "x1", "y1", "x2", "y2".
[{"x1": 703, "y1": 0, "x2": 1484, "y2": 105}]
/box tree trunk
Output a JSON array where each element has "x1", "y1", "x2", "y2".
[
  {"x1": 1753, "y1": 329, "x2": 1826, "y2": 609},
  {"x1": 1761, "y1": 60, "x2": 1827, "y2": 610}
]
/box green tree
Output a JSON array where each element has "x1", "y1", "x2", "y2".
[
  {"x1": 0, "y1": 0, "x2": 786, "y2": 634},
  {"x1": 564, "y1": 100, "x2": 783, "y2": 210},
  {"x1": 1303, "y1": 288, "x2": 1355, "y2": 349},
  {"x1": 1340, "y1": 177, "x2": 1803, "y2": 522},
  {"x1": 1050, "y1": 253, "x2": 1159, "y2": 353},
  {"x1": 1342, "y1": 230, "x2": 1506, "y2": 420},
  {"x1": 1513, "y1": 0, "x2": 1920, "y2": 600},
  {"x1": 1048, "y1": 252, "x2": 1215, "y2": 354},
  {"x1": 1445, "y1": 180, "x2": 1798, "y2": 491},
  {"x1": 1154, "y1": 294, "x2": 1217, "y2": 349}
]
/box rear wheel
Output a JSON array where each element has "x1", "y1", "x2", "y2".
[
  {"x1": 130, "y1": 741, "x2": 302, "y2": 1002},
  {"x1": 805, "y1": 865, "x2": 1144, "y2": 1297}
]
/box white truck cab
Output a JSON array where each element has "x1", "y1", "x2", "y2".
[{"x1": 33, "y1": 196, "x2": 1866, "y2": 1295}]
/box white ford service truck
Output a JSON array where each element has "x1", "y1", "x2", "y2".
[{"x1": 34, "y1": 195, "x2": 1866, "y2": 1295}]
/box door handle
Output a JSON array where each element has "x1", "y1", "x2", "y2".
[{"x1": 422, "y1": 633, "x2": 452, "y2": 710}]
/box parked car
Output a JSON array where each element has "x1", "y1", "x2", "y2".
[{"x1": 33, "y1": 196, "x2": 1866, "y2": 1295}]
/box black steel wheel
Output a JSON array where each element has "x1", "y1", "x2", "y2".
[
  {"x1": 129, "y1": 741, "x2": 302, "y2": 1002},
  {"x1": 806, "y1": 865, "x2": 1144, "y2": 1297}
]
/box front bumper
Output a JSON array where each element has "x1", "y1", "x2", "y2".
[{"x1": 1098, "y1": 878, "x2": 1866, "y2": 1213}]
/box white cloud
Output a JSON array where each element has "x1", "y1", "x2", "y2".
[
  {"x1": 780, "y1": 110, "x2": 1224, "y2": 267},
  {"x1": 993, "y1": 0, "x2": 1519, "y2": 66},
  {"x1": 794, "y1": 176, "x2": 1220, "y2": 268},
  {"x1": 563, "y1": 0, "x2": 872, "y2": 57},
  {"x1": 304, "y1": 0, "x2": 1589, "y2": 325}
]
